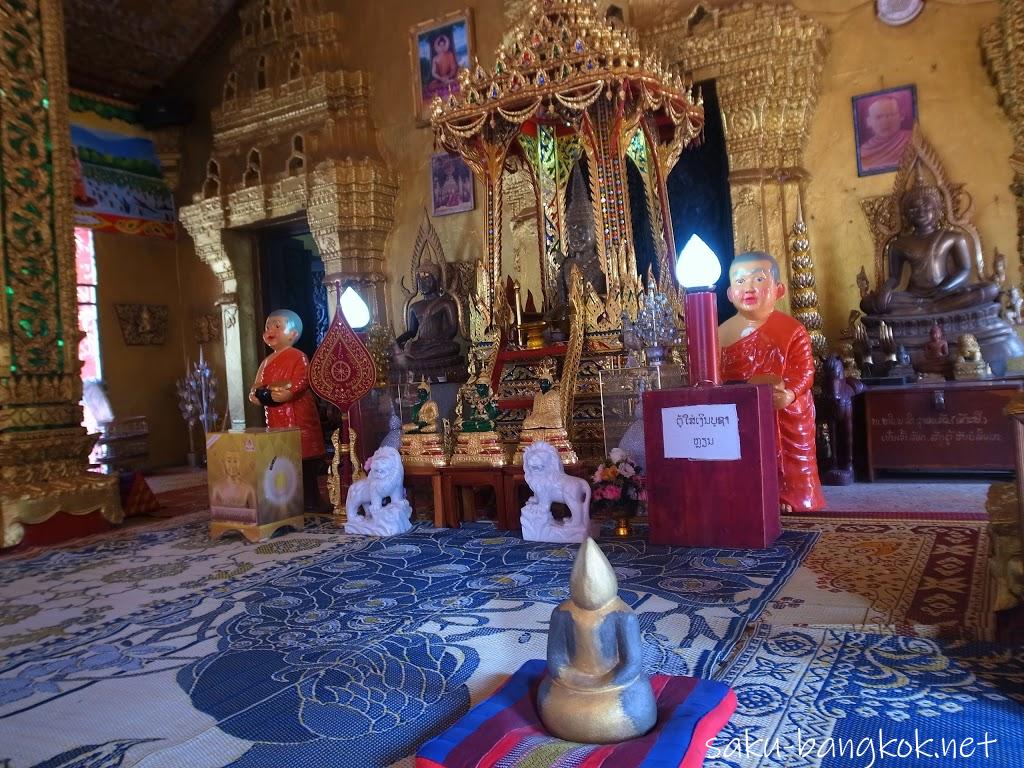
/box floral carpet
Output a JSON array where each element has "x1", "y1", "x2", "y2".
[
  {"x1": 759, "y1": 517, "x2": 990, "y2": 639},
  {"x1": 714, "y1": 623, "x2": 1024, "y2": 767},
  {"x1": 0, "y1": 519, "x2": 814, "y2": 768}
]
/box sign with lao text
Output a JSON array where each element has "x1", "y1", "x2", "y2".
[{"x1": 661, "y1": 404, "x2": 741, "y2": 461}]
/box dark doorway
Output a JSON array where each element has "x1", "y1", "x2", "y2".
[
  {"x1": 257, "y1": 230, "x2": 329, "y2": 360},
  {"x1": 665, "y1": 79, "x2": 735, "y2": 321}
]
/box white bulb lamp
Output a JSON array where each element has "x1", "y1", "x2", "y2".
[
  {"x1": 339, "y1": 286, "x2": 371, "y2": 330},
  {"x1": 675, "y1": 235, "x2": 722, "y2": 386}
]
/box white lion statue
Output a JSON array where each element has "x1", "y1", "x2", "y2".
[
  {"x1": 520, "y1": 441, "x2": 597, "y2": 543},
  {"x1": 345, "y1": 446, "x2": 412, "y2": 536}
]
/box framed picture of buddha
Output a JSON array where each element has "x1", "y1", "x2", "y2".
[
  {"x1": 410, "y1": 9, "x2": 474, "y2": 125},
  {"x1": 430, "y1": 152, "x2": 475, "y2": 216},
  {"x1": 852, "y1": 85, "x2": 917, "y2": 176}
]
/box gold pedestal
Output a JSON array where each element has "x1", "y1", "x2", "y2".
[
  {"x1": 1, "y1": 473, "x2": 122, "y2": 548},
  {"x1": 209, "y1": 515, "x2": 305, "y2": 543},
  {"x1": 520, "y1": 320, "x2": 546, "y2": 349},
  {"x1": 513, "y1": 428, "x2": 578, "y2": 465},
  {"x1": 400, "y1": 432, "x2": 448, "y2": 467},
  {"x1": 451, "y1": 431, "x2": 507, "y2": 467},
  {"x1": 954, "y1": 360, "x2": 991, "y2": 380}
]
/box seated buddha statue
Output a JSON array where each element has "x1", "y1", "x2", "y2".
[
  {"x1": 859, "y1": 164, "x2": 1023, "y2": 371},
  {"x1": 451, "y1": 371, "x2": 505, "y2": 466},
  {"x1": 860, "y1": 173, "x2": 998, "y2": 316},
  {"x1": 538, "y1": 538, "x2": 656, "y2": 744},
  {"x1": 515, "y1": 360, "x2": 577, "y2": 464},
  {"x1": 399, "y1": 379, "x2": 446, "y2": 467},
  {"x1": 393, "y1": 262, "x2": 467, "y2": 383}
]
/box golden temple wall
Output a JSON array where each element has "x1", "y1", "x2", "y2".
[
  {"x1": 169, "y1": 0, "x2": 1018, "y2": 360},
  {"x1": 343, "y1": 0, "x2": 1017, "y2": 348},
  {"x1": 800, "y1": 0, "x2": 1016, "y2": 343}
]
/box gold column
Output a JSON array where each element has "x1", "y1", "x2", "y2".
[
  {"x1": 0, "y1": 0, "x2": 120, "y2": 548},
  {"x1": 646, "y1": 2, "x2": 829, "y2": 333},
  {"x1": 983, "y1": 0, "x2": 1024, "y2": 280}
]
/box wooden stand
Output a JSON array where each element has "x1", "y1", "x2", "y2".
[
  {"x1": 440, "y1": 465, "x2": 509, "y2": 529},
  {"x1": 403, "y1": 464, "x2": 445, "y2": 528},
  {"x1": 642, "y1": 384, "x2": 780, "y2": 549}
]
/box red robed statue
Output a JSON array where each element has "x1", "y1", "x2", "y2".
[
  {"x1": 250, "y1": 309, "x2": 330, "y2": 511},
  {"x1": 719, "y1": 251, "x2": 825, "y2": 513}
]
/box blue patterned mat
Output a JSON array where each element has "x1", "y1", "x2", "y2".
[
  {"x1": 716, "y1": 623, "x2": 1024, "y2": 767},
  {"x1": 0, "y1": 520, "x2": 814, "y2": 767}
]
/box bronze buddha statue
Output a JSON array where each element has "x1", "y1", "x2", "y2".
[
  {"x1": 861, "y1": 172, "x2": 999, "y2": 316},
  {"x1": 393, "y1": 262, "x2": 467, "y2": 382},
  {"x1": 859, "y1": 162, "x2": 1023, "y2": 373}
]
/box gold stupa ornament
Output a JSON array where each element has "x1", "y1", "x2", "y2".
[{"x1": 431, "y1": 0, "x2": 703, "y2": 342}]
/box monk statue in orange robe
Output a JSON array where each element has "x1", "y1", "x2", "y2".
[
  {"x1": 719, "y1": 252, "x2": 825, "y2": 513},
  {"x1": 249, "y1": 309, "x2": 330, "y2": 512}
]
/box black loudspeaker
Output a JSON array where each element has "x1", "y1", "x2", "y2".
[{"x1": 139, "y1": 91, "x2": 193, "y2": 129}]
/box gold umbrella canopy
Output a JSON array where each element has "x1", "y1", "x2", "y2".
[{"x1": 430, "y1": 0, "x2": 704, "y2": 145}]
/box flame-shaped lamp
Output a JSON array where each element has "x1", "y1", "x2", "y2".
[
  {"x1": 675, "y1": 235, "x2": 722, "y2": 387},
  {"x1": 339, "y1": 286, "x2": 371, "y2": 330}
]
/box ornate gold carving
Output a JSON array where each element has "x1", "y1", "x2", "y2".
[
  {"x1": 433, "y1": 0, "x2": 702, "y2": 341},
  {"x1": 788, "y1": 194, "x2": 827, "y2": 358},
  {"x1": 983, "y1": 1, "x2": 1024, "y2": 279},
  {"x1": 114, "y1": 304, "x2": 170, "y2": 346},
  {"x1": 0, "y1": 0, "x2": 122, "y2": 548},
  {"x1": 2, "y1": 473, "x2": 122, "y2": 548},
  {"x1": 180, "y1": 0, "x2": 400, "y2": 319},
  {"x1": 647, "y1": 2, "x2": 828, "y2": 332}
]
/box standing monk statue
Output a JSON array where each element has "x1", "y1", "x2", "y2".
[
  {"x1": 249, "y1": 309, "x2": 329, "y2": 512},
  {"x1": 719, "y1": 252, "x2": 824, "y2": 513}
]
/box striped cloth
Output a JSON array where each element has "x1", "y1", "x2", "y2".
[{"x1": 416, "y1": 659, "x2": 736, "y2": 768}]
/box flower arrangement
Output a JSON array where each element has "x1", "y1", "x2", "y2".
[{"x1": 591, "y1": 448, "x2": 646, "y2": 512}]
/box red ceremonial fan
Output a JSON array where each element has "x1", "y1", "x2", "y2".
[{"x1": 309, "y1": 287, "x2": 376, "y2": 489}]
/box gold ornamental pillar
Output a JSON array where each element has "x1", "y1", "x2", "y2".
[
  {"x1": 983, "y1": 0, "x2": 1024, "y2": 281},
  {"x1": 307, "y1": 158, "x2": 400, "y2": 324},
  {"x1": 645, "y1": 2, "x2": 829, "y2": 330},
  {"x1": 0, "y1": 0, "x2": 121, "y2": 547}
]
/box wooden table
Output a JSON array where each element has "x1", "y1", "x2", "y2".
[
  {"x1": 403, "y1": 464, "x2": 445, "y2": 528},
  {"x1": 859, "y1": 378, "x2": 1023, "y2": 480},
  {"x1": 440, "y1": 465, "x2": 509, "y2": 529}
]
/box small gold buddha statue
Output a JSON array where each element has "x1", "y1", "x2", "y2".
[
  {"x1": 954, "y1": 333, "x2": 991, "y2": 380},
  {"x1": 514, "y1": 359, "x2": 577, "y2": 465},
  {"x1": 538, "y1": 538, "x2": 656, "y2": 744},
  {"x1": 399, "y1": 379, "x2": 447, "y2": 467}
]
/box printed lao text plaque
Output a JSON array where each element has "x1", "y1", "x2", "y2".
[{"x1": 642, "y1": 384, "x2": 780, "y2": 548}]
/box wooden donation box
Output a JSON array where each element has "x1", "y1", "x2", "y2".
[
  {"x1": 207, "y1": 428, "x2": 304, "y2": 542},
  {"x1": 642, "y1": 384, "x2": 781, "y2": 549},
  {"x1": 861, "y1": 379, "x2": 1023, "y2": 479}
]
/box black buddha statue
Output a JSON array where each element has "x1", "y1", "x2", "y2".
[{"x1": 393, "y1": 262, "x2": 467, "y2": 382}]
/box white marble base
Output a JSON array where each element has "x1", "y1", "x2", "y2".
[
  {"x1": 344, "y1": 500, "x2": 413, "y2": 537},
  {"x1": 520, "y1": 501, "x2": 600, "y2": 543}
]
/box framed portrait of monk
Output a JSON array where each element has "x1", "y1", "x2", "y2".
[
  {"x1": 430, "y1": 152, "x2": 475, "y2": 216},
  {"x1": 410, "y1": 10, "x2": 474, "y2": 125},
  {"x1": 852, "y1": 85, "x2": 917, "y2": 176}
]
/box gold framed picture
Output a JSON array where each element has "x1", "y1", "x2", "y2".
[{"x1": 409, "y1": 9, "x2": 474, "y2": 125}]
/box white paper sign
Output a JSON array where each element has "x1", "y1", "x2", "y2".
[{"x1": 661, "y1": 403, "x2": 741, "y2": 460}]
